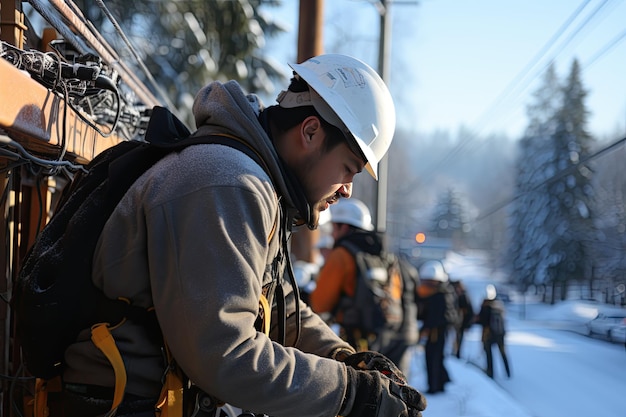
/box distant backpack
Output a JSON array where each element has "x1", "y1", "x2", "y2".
[
  {"x1": 442, "y1": 282, "x2": 461, "y2": 328},
  {"x1": 339, "y1": 241, "x2": 404, "y2": 338},
  {"x1": 11, "y1": 106, "x2": 268, "y2": 380},
  {"x1": 489, "y1": 305, "x2": 505, "y2": 336}
]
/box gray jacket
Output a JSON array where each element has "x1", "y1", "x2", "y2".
[{"x1": 63, "y1": 81, "x2": 354, "y2": 417}]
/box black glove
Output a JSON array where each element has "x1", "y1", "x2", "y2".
[
  {"x1": 342, "y1": 367, "x2": 427, "y2": 417},
  {"x1": 341, "y1": 351, "x2": 408, "y2": 385}
]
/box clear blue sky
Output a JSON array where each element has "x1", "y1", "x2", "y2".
[{"x1": 263, "y1": 0, "x2": 626, "y2": 140}]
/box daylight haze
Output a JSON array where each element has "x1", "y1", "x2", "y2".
[{"x1": 264, "y1": 0, "x2": 626, "y2": 140}]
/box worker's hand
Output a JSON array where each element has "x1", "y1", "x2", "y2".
[
  {"x1": 341, "y1": 351, "x2": 407, "y2": 385},
  {"x1": 343, "y1": 367, "x2": 427, "y2": 417}
]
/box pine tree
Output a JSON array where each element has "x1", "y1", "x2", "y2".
[
  {"x1": 430, "y1": 188, "x2": 471, "y2": 245},
  {"x1": 508, "y1": 60, "x2": 596, "y2": 302},
  {"x1": 591, "y1": 147, "x2": 626, "y2": 292},
  {"x1": 545, "y1": 59, "x2": 595, "y2": 301},
  {"x1": 509, "y1": 64, "x2": 560, "y2": 293},
  {"x1": 73, "y1": 0, "x2": 287, "y2": 126}
]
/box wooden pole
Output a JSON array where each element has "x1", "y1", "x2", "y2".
[{"x1": 291, "y1": 0, "x2": 325, "y2": 263}]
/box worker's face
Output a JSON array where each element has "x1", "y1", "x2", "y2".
[
  {"x1": 331, "y1": 222, "x2": 350, "y2": 241},
  {"x1": 294, "y1": 119, "x2": 365, "y2": 228}
]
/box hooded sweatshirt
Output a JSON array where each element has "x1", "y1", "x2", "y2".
[{"x1": 63, "y1": 81, "x2": 355, "y2": 417}]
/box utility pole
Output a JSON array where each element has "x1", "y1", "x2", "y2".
[
  {"x1": 375, "y1": 0, "x2": 392, "y2": 234},
  {"x1": 290, "y1": 0, "x2": 325, "y2": 264},
  {"x1": 297, "y1": 0, "x2": 324, "y2": 62}
]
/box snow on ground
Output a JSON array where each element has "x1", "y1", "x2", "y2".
[{"x1": 406, "y1": 251, "x2": 626, "y2": 417}]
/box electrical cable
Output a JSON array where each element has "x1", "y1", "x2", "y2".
[
  {"x1": 92, "y1": 0, "x2": 178, "y2": 113},
  {"x1": 1, "y1": 41, "x2": 124, "y2": 139},
  {"x1": 582, "y1": 26, "x2": 626, "y2": 69},
  {"x1": 475, "y1": 135, "x2": 626, "y2": 222},
  {"x1": 39, "y1": 0, "x2": 160, "y2": 108},
  {"x1": 0, "y1": 134, "x2": 88, "y2": 175},
  {"x1": 419, "y1": 0, "x2": 620, "y2": 181}
]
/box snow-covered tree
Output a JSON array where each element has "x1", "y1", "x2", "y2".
[
  {"x1": 545, "y1": 59, "x2": 595, "y2": 301},
  {"x1": 508, "y1": 60, "x2": 597, "y2": 302},
  {"x1": 429, "y1": 188, "x2": 472, "y2": 246},
  {"x1": 73, "y1": 0, "x2": 287, "y2": 126},
  {"x1": 589, "y1": 138, "x2": 626, "y2": 302},
  {"x1": 508, "y1": 64, "x2": 561, "y2": 292}
]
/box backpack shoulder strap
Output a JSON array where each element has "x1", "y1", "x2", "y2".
[{"x1": 336, "y1": 239, "x2": 361, "y2": 258}]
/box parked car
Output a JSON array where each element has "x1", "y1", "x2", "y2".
[
  {"x1": 495, "y1": 285, "x2": 511, "y2": 303},
  {"x1": 587, "y1": 311, "x2": 626, "y2": 341},
  {"x1": 608, "y1": 317, "x2": 626, "y2": 344}
]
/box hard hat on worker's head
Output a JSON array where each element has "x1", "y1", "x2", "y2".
[
  {"x1": 486, "y1": 284, "x2": 497, "y2": 300},
  {"x1": 329, "y1": 198, "x2": 373, "y2": 231},
  {"x1": 419, "y1": 260, "x2": 448, "y2": 283},
  {"x1": 276, "y1": 54, "x2": 396, "y2": 180}
]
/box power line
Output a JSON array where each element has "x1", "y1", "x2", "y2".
[
  {"x1": 583, "y1": 26, "x2": 626, "y2": 69},
  {"x1": 475, "y1": 135, "x2": 626, "y2": 222},
  {"x1": 434, "y1": 0, "x2": 604, "y2": 167},
  {"x1": 91, "y1": 0, "x2": 178, "y2": 113},
  {"x1": 419, "y1": 0, "x2": 620, "y2": 180}
]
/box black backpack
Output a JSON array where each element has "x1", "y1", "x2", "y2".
[
  {"x1": 442, "y1": 282, "x2": 461, "y2": 328},
  {"x1": 489, "y1": 304, "x2": 505, "y2": 336},
  {"x1": 338, "y1": 241, "x2": 404, "y2": 338},
  {"x1": 11, "y1": 106, "x2": 266, "y2": 380}
]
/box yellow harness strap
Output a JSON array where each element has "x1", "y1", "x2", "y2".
[
  {"x1": 260, "y1": 294, "x2": 271, "y2": 336},
  {"x1": 155, "y1": 344, "x2": 184, "y2": 417},
  {"x1": 32, "y1": 376, "x2": 62, "y2": 417},
  {"x1": 33, "y1": 378, "x2": 49, "y2": 417},
  {"x1": 91, "y1": 323, "x2": 127, "y2": 414}
]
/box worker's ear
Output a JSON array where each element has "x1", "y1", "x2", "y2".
[{"x1": 300, "y1": 116, "x2": 323, "y2": 149}]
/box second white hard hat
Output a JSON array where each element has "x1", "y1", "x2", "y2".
[
  {"x1": 419, "y1": 260, "x2": 449, "y2": 283},
  {"x1": 329, "y1": 198, "x2": 373, "y2": 231},
  {"x1": 486, "y1": 284, "x2": 497, "y2": 300}
]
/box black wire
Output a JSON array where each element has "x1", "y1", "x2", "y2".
[
  {"x1": 0, "y1": 135, "x2": 88, "y2": 173},
  {"x1": 92, "y1": 0, "x2": 175, "y2": 111},
  {"x1": 58, "y1": 81, "x2": 69, "y2": 162},
  {"x1": 583, "y1": 26, "x2": 626, "y2": 70},
  {"x1": 419, "y1": 0, "x2": 617, "y2": 179},
  {"x1": 476, "y1": 135, "x2": 626, "y2": 222},
  {"x1": 35, "y1": 175, "x2": 45, "y2": 237},
  {"x1": 2, "y1": 41, "x2": 125, "y2": 140},
  {"x1": 9, "y1": 363, "x2": 30, "y2": 417},
  {"x1": 0, "y1": 373, "x2": 34, "y2": 382}
]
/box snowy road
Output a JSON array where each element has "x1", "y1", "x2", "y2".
[
  {"x1": 411, "y1": 299, "x2": 626, "y2": 417},
  {"x1": 493, "y1": 312, "x2": 626, "y2": 417}
]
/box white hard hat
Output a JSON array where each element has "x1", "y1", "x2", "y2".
[
  {"x1": 419, "y1": 260, "x2": 449, "y2": 283},
  {"x1": 277, "y1": 54, "x2": 396, "y2": 180},
  {"x1": 486, "y1": 284, "x2": 497, "y2": 300},
  {"x1": 329, "y1": 199, "x2": 373, "y2": 231}
]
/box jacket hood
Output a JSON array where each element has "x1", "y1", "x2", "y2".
[{"x1": 191, "y1": 81, "x2": 302, "y2": 222}]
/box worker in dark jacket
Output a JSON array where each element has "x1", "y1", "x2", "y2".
[
  {"x1": 477, "y1": 284, "x2": 511, "y2": 379},
  {"x1": 451, "y1": 280, "x2": 474, "y2": 359},
  {"x1": 389, "y1": 255, "x2": 420, "y2": 378},
  {"x1": 416, "y1": 260, "x2": 457, "y2": 394}
]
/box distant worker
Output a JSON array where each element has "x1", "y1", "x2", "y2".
[
  {"x1": 451, "y1": 280, "x2": 474, "y2": 359},
  {"x1": 393, "y1": 254, "x2": 421, "y2": 378},
  {"x1": 416, "y1": 260, "x2": 458, "y2": 394},
  {"x1": 310, "y1": 198, "x2": 417, "y2": 375},
  {"x1": 477, "y1": 284, "x2": 511, "y2": 379}
]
